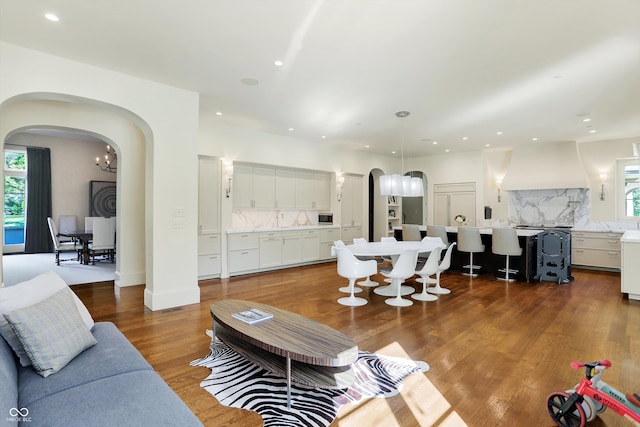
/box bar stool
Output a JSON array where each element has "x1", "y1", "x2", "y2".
[
  {"x1": 426, "y1": 225, "x2": 449, "y2": 248},
  {"x1": 492, "y1": 228, "x2": 522, "y2": 281},
  {"x1": 457, "y1": 227, "x2": 485, "y2": 277},
  {"x1": 402, "y1": 224, "x2": 421, "y2": 241}
]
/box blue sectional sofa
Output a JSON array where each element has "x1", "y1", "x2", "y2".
[{"x1": 0, "y1": 272, "x2": 202, "y2": 426}]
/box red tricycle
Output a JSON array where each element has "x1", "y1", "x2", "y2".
[{"x1": 546, "y1": 360, "x2": 640, "y2": 426}]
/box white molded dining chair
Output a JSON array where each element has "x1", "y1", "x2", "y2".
[
  {"x1": 335, "y1": 247, "x2": 377, "y2": 307},
  {"x1": 381, "y1": 249, "x2": 418, "y2": 307},
  {"x1": 427, "y1": 242, "x2": 457, "y2": 294},
  {"x1": 88, "y1": 217, "x2": 116, "y2": 264},
  {"x1": 47, "y1": 217, "x2": 80, "y2": 265},
  {"x1": 412, "y1": 246, "x2": 442, "y2": 302},
  {"x1": 333, "y1": 240, "x2": 362, "y2": 294},
  {"x1": 352, "y1": 237, "x2": 379, "y2": 287}
]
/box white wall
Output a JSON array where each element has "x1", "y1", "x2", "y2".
[{"x1": 0, "y1": 42, "x2": 200, "y2": 310}]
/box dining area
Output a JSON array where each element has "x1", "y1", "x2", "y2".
[
  {"x1": 332, "y1": 233, "x2": 452, "y2": 307},
  {"x1": 47, "y1": 215, "x2": 116, "y2": 266}
]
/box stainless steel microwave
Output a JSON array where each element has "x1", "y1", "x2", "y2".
[{"x1": 318, "y1": 213, "x2": 333, "y2": 225}]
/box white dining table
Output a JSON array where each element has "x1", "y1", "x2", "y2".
[
  {"x1": 344, "y1": 237, "x2": 446, "y2": 258},
  {"x1": 344, "y1": 237, "x2": 446, "y2": 297}
]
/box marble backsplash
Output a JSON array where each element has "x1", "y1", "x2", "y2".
[
  {"x1": 232, "y1": 209, "x2": 319, "y2": 229},
  {"x1": 508, "y1": 189, "x2": 590, "y2": 226}
]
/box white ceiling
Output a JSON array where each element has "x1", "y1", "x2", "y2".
[{"x1": 1, "y1": 0, "x2": 639, "y2": 157}]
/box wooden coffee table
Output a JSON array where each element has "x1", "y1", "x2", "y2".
[{"x1": 210, "y1": 299, "x2": 358, "y2": 408}]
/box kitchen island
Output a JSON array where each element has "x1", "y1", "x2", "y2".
[{"x1": 621, "y1": 230, "x2": 640, "y2": 301}]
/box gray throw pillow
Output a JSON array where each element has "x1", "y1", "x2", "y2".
[{"x1": 3, "y1": 287, "x2": 97, "y2": 377}]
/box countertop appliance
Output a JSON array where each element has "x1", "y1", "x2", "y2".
[{"x1": 318, "y1": 213, "x2": 333, "y2": 225}]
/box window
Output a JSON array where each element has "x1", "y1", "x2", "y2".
[
  {"x1": 618, "y1": 157, "x2": 640, "y2": 219},
  {"x1": 4, "y1": 149, "x2": 27, "y2": 251}
]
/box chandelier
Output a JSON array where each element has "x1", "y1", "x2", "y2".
[
  {"x1": 379, "y1": 111, "x2": 424, "y2": 197},
  {"x1": 96, "y1": 144, "x2": 117, "y2": 173}
]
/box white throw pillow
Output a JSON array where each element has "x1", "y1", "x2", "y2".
[
  {"x1": 4, "y1": 287, "x2": 97, "y2": 377},
  {"x1": 0, "y1": 271, "x2": 94, "y2": 366}
]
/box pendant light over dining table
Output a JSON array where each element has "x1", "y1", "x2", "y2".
[{"x1": 379, "y1": 111, "x2": 424, "y2": 197}]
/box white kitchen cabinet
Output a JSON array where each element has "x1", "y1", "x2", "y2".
[
  {"x1": 259, "y1": 231, "x2": 282, "y2": 268},
  {"x1": 232, "y1": 164, "x2": 276, "y2": 209},
  {"x1": 295, "y1": 171, "x2": 331, "y2": 210},
  {"x1": 434, "y1": 183, "x2": 476, "y2": 226},
  {"x1": 198, "y1": 157, "x2": 220, "y2": 234},
  {"x1": 341, "y1": 226, "x2": 363, "y2": 244},
  {"x1": 198, "y1": 157, "x2": 221, "y2": 278},
  {"x1": 319, "y1": 227, "x2": 340, "y2": 259},
  {"x1": 228, "y1": 232, "x2": 260, "y2": 274},
  {"x1": 275, "y1": 169, "x2": 296, "y2": 209},
  {"x1": 301, "y1": 229, "x2": 320, "y2": 261},
  {"x1": 197, "y1": 233, "x2": 221, "y2": 278},
  {"x1": 620, "y1": 230, "x2": 640, "y2": 301},
  {"x1": 341, "y1": 174, "x2": 363, "y2": 227},
  {"x1": 282, "y1": 230, "x2": 303, "y2": 264},
  {"x1": 572, "y1": 230, "x2": 623, "y2": 270}
]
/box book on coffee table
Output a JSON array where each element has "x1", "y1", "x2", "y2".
[{"x1": 232, "y1": 308, "x2": 273, "y2": 325}]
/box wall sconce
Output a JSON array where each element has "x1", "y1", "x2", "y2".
[
  {"x1": 496, "y1": 178, "x2": 503, "y2": 203},
  {"x1": 336, "y1": 174, "x2": 345, "y2": 202},
  {"x1": 223, "y1": 160, "x2": 234, "y2": 198},
  {"x1": 599, "y1": 173, "x2": 607, "y2": 201}
]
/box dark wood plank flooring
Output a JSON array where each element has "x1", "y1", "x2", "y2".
[{"x1": 72, "y1": 263, "x2": 640, "y2": 427}]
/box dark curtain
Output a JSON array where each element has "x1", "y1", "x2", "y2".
[{"x1": 24, "y1": 147, "x2": 53, "y2": 253}]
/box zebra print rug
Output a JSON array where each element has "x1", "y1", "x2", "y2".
[{"x1": 190, "y1": 332, "x2": 429, "y2": 427}]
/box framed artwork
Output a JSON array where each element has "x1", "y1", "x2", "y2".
[{"x1": 90, "y1": 180, "x2": 117, "y2": 217}]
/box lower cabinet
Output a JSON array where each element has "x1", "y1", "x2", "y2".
[
  {"x1": 319, "y1": 227, "x2": 340, "y2": 259},
  {"x1": 227, "y1": 227, "x2": 338, "y2": 276},
  {"x1": 228, "y1": 233, "x2": 260, "y2": 274},
  {"x1": 571, "y1": 231, "x2": 623, "y2": 270},
  {"x1": 198, "y1": 233, "x2": 221, "y2": 278}
]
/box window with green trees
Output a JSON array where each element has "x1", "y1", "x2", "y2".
[{"x1": 4, "y1": 150, "x2": 26, "y2": 246}]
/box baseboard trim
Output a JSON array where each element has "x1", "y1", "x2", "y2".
[
  {"x1": 143, "y1": 286, "x2": 200, "y2": 311},
  {"x1": 114, "y1": 270, "x2": 145, "y2": 287}
]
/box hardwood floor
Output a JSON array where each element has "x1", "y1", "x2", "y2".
[{"x1": 72, "y1": 263, "x2": 640, "y2": 427}]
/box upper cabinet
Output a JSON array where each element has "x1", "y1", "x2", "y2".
[
  {"x1": 295, "y1": 171, "x2": 330, "y2": 210},
  {"x1": 233, "y1": 163, "x2": 331, "y2": 210},
  {"x1": 233, "y1": 164, "x2": 276, "y2": 209},
  {"x1": 198, "y1": 157, "x2": 220, "y2": 234},
  {"x1": 341, "y1": 174, "x2": 363, "y2": 226}
]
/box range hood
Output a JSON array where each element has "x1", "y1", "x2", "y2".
[{"x1": 501, "y1": 141, "x2": 590, "y2": 191}]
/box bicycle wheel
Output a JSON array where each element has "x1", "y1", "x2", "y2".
[{"x1": 547, "y1": 391, "x2": 586, "y2": 427}]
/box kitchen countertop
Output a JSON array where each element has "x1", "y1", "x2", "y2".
[
  {"x1": 571, "y1": 228, "x2": 626, "y2": 233},
  {"x1": 621, "y1": 230, "x2": 640, "y2": 243},
  {"x1": 227, "y1": 225, "x2": 340, "y2": 233}
]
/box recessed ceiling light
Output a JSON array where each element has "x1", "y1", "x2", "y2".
[
  {"x1": 240, "y1": 78, "x2": 259, "y2": 86},
  {"x1": 496, "y1": 131, "x2": 503, "y2": 135},
  {"x1": 583, "y1": 118, "x2": 591, "y2": 122},
  {"x1": 365, "y1": 145, "x2": 370, "y2": 148},
  {"x1": 391, "y1": 151, "x2": 396, "y2": 154},
  {"x1": 432, "y1": 141, "x2": 438, "y2": 145},
  {"x1": 215, "y1": 112, "x2": 222, "y2": 116},
  {"x1": 274, "y1": 60, "x2": 284, "y2": 67},
  {"x1": 288, "y1": 128, "x2": 294, "y2": 131},
  {"x1": 485, "y1": 144, "x2": 491, "y2": 147},
  {"x1": 445, "y1": 149, "x2": 451, "y2": 152},
  {"x1": 532, "y1": 137, "x2": 538, "y2": 141},
  {"x1": 45, "y1": 13, "x2": 59, "y2": 22},
  {"x1": 321, "y1": 135, "x2": 326, "y2": 139},
  {"x1": 589, "y1": 129, "x2": 597, "y2": 133},
  {"x1": 462, "y1": 137, "x2": 468, "y2": 140}
]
